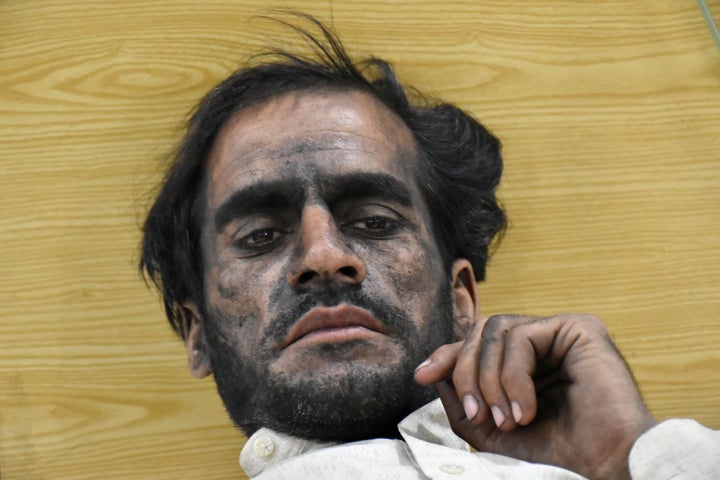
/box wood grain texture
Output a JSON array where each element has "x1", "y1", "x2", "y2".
[{"x1": 1, "y1": 1, "x2": 718, "y2": 478}]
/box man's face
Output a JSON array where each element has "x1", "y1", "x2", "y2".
[{"x1": 190, "y1": 89, "x2": 463, "y2": 440}]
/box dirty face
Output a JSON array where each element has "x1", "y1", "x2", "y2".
[{"x1": 190, "y1": 89, "x2": 460, "y2": 440}]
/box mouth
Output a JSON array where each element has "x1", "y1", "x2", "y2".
[{"x1": 278, "y1": 304, "x2": 392, "y2": 349}]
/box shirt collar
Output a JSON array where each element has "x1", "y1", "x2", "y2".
[
  {"x1": 398, "y1": 398, "x2": 469, "y2": 451},
  {"x1": 239, "y1": 427, "x2": 337, "y2": 477},
  {"x1": 239, "y1": 399, "x2": 463, "y2": 477}
]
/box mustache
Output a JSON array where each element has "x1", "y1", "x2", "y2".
[{"x1": 261, "y1": 287, "x2": 413, "y2": 345}]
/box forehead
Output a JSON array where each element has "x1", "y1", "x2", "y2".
[{"x1": 204, "y1": 89, "x2": 420, "y2": 208}]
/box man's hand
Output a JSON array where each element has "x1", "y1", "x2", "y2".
[{"x1": 414, "y1": 314, "x2": 657, "y2": 480}]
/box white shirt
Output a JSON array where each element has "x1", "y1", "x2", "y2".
[{"x1": 240, "y1": 399, "x2": 720, "y2": 479}]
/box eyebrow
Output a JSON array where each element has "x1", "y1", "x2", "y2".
[
  {"x1": 213, "y1": 172, "x2": 414, "y2": 232},
  {"x1": 320, "y1": 172, "x2": 413, "y2": 208},
  {"x1": 214, "y1": 179, "x2": 304, "y2": 232}
]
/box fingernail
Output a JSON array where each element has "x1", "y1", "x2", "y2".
[
  {"x1": 463, "y1": 395, "x2": 479, "y2": 420},
  {"x1": 511, "y1": 401, "x2": 522, "y2": 423},
  {"x1": 491, "y1": 405, "x2": 505, "y2": 428},
  {"x1": 414, "y1": 358, "x2": 432, "y2": 372}
]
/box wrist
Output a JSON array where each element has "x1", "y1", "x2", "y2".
[{"x1": 593, "y1": 414, "x2": 657, "y2": 480}]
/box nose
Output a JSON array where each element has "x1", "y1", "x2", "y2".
[{"x1": 287, "y1": 205, "x2": 367, "y2": 292}]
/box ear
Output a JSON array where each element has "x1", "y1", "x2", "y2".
[
  {"x1": 450, "y1": 259, "x2": 479, "y2": 341},
  {"x1": 180, "y1": 301, "x2": 213, "y2": 379}
]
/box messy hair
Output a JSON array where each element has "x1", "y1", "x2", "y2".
[{"x1": 140, "y1": 14, "x2": 505, "y2": 338}]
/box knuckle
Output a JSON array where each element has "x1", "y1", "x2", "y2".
[
  {"x1": 435, "y1": 342, "x2": 457, "y2": 355},
  {"x1": 500, "y1": 369, "x2": 516, "y2": 388},
  {"x1": 482, "y1": 314, "x2": 515, "y2": 339},
  {"x1": 503, "y1": 323, "x2": 526, "y2": 344},
  {"x1": 571, "y1": 313, "x2": 608, "y2": 335},
  {"x1": 433, "y1": 341, "x2": 461, "y2": 360},
  {"x1": 451, "y1": 368, "x2": 473, "y2": 393},
  {"x1": 478, "y1": 366, "x2": 497, "y2": 388},
  {"x1": 479, "y1": 334, "x2": 499, "y2": 353}
]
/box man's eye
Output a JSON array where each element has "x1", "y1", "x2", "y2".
[
  {"x1": 349, "y1": 216, "x2": 399, "y2": 236},
  {"x1": 363, "y1": 217, "x2": 390, "y2": 230},
  {"x1": 236, "y1": 228, "x2": 285, "y2": 251},
  {"x1": 249, "y1": 229, "x2": 277, "y2": 245}
]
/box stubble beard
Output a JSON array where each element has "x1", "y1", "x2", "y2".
[{"x1": 203, "y1": 283, "x2": 455, "y2": 442}]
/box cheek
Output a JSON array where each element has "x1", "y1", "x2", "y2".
[
  {"x1": 206, "y1": 259, "x2": 286, "y2": 342},
  {"x1": 362, "y1": 238, "x2": 445, "y2": 310}
]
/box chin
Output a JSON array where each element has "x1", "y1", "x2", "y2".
[{"x1": 219, "y1": 355, "x2": 437, "y2": 441}]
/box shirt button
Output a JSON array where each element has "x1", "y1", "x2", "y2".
[
  {"x1": 252, "y1": 436, "x2": 275, "y2": 459},
  {"x1": 439, "y1": 463, "x2": 465, "y2": 475}
]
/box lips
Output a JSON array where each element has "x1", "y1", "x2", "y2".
[{"x1": 278, "y1": 304, "x2": 391, "y2": 349}]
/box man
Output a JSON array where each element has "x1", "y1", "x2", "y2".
[{"x1": 140, "y1": 16, "x2": 719, "y2": 479}]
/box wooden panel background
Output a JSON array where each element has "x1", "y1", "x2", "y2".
[{"x1": 1, "y1": 1, "x2": 718, "y2": 478}]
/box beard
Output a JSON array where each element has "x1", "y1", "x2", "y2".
[{"x1": 202, "y1": 281, "x2": 455, "y2": 442}]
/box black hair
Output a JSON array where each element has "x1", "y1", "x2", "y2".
[{"x1": 140, "y1": 14, "x2": 506, "y2": 339}]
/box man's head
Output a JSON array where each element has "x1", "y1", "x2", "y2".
[{"x1": 140, "y1": 16, "x2": 505, "y2": 441}]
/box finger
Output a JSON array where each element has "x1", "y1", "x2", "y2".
[
  {"x1": 499, "y1": 315, "x2": 602, "y2": 426},
  {"x1": 499, "y1": 320, "x2": 555, "y2": 426},
  {"x1": 436, "y1": 379, "x2": 496, "y2": 448},
  {"x1": 451, "y1": 317, "x2": 490, "y2": 424},
  {"x1": 413, "y1": 341, "x2": 463, "y2": 385},
  {"x1": 475, "y1": 314, "x2": 518, "y2": 430},
  {"x1": 435, "y1": 379, "x2": 464, "y2": 424},
  {"x1": 476, "y1": 314, "x2": 541, "y2": 431}
]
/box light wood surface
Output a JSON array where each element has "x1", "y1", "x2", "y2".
[{"x1": 1, "y1": 1, "x2": 718, "y2": 479}]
